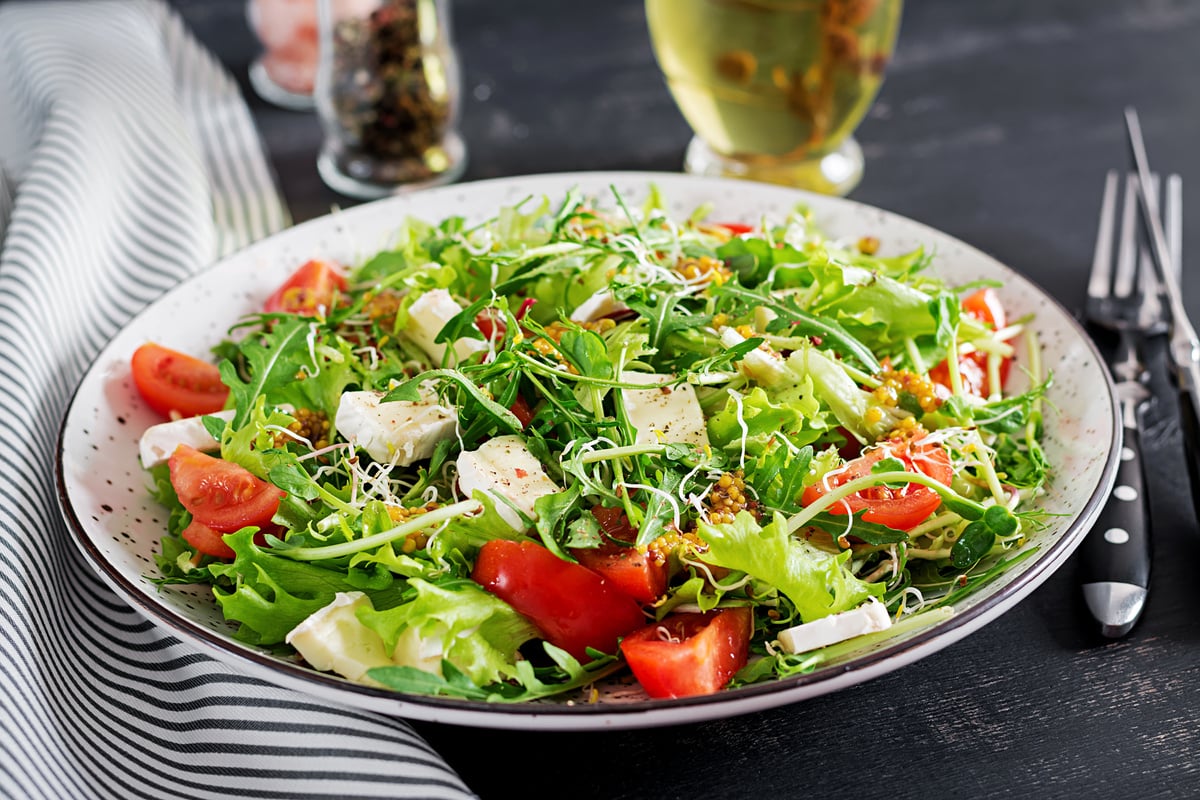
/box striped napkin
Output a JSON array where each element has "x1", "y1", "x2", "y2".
[{"x1": 0, "y1": 2, "x2": 475, "y2": 797}]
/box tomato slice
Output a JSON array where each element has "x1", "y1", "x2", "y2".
[
  {"x1": 475, "y1": 309, "x2": 505, "y2": 343},
  {"x1": 571, "y1": 507, "x2": 668, "y2": 604},
  {"x1": 131, "y1": 343, "x2": 229, "y2": 419},
  {"x1": 712, "y1": 222, "x2": 755, "y2": 235},
  {"x1": 620, "y1": 607, "x2": 753, "y2": 698},
  {"x1": 929, "y1": 288, "x2": 1012, "y2": 398},
  {"x1": 962, "y1": 287, "x2": 1006, "y2": 329},
  {"x1": 181, "y1": 518, "x2": 236, "y2": 560},
  {"x1": 168, "y1": 445, "x2": 285, "y2": 533},
  {"x1": 801, "y1": 438, "x2": 953, "y2": 531},
  {"x1": 509, "y1": 395, "x2": 535, "y2": 428},
  {"x1": 263, "y1": 259, "x2": 347, "y2": 315},
  {"x1": 472, "y1": 539, "x2": 646, "y2": 661}
]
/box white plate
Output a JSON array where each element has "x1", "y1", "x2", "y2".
[{"x1": 55, "y1": 172, "x2": 1119, "y2": 731}]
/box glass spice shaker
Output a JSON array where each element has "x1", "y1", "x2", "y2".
[
  {"x1": 314, "y1": 0, "x2": 466, "y2": 198},
  {"x1": 246, "y1": 0, "x2": 319, "y2": 109}
]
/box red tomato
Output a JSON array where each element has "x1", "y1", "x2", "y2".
[
  {"x1": 472, "y1": 539, "x2": 646, "y2": 661},
  {"x1": 713, "y1": 222, "x2": 755, "y2": 235},
  {"x1": 929, "y1": 288, "x2": 1012, "y2": 398},
  {"x1": 621, "y1": 607, "x2": 753, "y2": 698},
  {"x1": 168, "y1": 445, "x2": 285, "y2": 533},
  {"x1": 131, "y1": 343, "x2": 229, "y2": 419},
  {"x1": 263, "y1": 259, "x2": 347, "y2": 315},
  {"x1": 801, "y1": 438, "x2": 953, "y2": 531},
  {"x1": 181, "y1": 518, "x2": 235, "y2": 560},
  {"x1": 962, "y1": 287, "x2": 1006, "y2": 329},
  {"x1": 571, "y1": 507, "x2": 668, "y2": 604},
  {"x1": 475, "y1": 309, "x2": 505, "y2": 343},
  {"x1": 509, "y1": 395, "x2": 535, "y2": 428}
]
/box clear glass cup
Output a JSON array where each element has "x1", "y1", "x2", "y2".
[
  {"x1": 247, "y1": 0, "x2": 319, "y2": 110},
  {"x1": 646, "y1": 0, "x2": 902, "y2": 195},
  {"x1": 314, "y1": 0, "x2": 466, "y2": 199}
]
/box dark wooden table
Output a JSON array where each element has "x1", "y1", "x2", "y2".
[{"x1": 176, "y1": 1, "x2": 1200, "y2": 797}]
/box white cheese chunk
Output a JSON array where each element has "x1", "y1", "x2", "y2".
[
  {"x1": 569, "y1": 289, "x2": 628, "y2": 323},
  {"x1": 753, "y1": 306, "x2": 779, "y2": 332},
  {"x1": 456, "y1": 434, "x2": 560, "y2": 530},
  {"x1": 335, "y1": 386, "x2": 457, "y2": 465},
  {"x1": 621, "y1": 371, "x2": 709, "y2": 447},
  {"x1": 720, "y1": 327, "x2": 789, "y2": 387},
  {"x1": 404, "y1": 288, "x2": 488, "y2": 364},
  {"x1": 776, "y1": 599, "x2": 893, "y2": 654},
  {"x1": 391, "y1": 622, "x2": 449, "y2": 678},
  {"x1": 138, "y1": 409, "x2": 235, "y2": 468},
  {"x1": 285, "y1": 592, "x2": 393, "y2": 684}
]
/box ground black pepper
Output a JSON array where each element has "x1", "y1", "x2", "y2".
[{"x1": 320, "y1": 0, "x2": 459, "y2": 187}]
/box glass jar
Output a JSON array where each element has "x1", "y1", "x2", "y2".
[
  {"x1": 247, "y1": 0, "x2": 319, "y2": 109},
  {"x1": 314, "y1": 0, "x2": 466, "y2": 198}
]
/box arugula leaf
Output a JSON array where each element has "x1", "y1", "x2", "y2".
[
  {"x1": 382, "y1": 369, "x2": 521, "y2": 435},
  {"x1": 713, "y1": 284, "x2": 880, "y2": 371},
  {"x1": 558, "y1": 328, "x2": 614, "y2": 379},
  {"x1": 634, "y1": 468, "x2": 684, "y2": 546},
  {"x1": 219, "y1": 316, "x2": 311, "y2": 429}
]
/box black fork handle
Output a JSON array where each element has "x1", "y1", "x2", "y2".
[
  {"x1": 1173, "y1": 355, "x2": 1200, "y2": 530},
  {"x1": 1079, "y1": 399, "x2": 1151, "y2": 590}
]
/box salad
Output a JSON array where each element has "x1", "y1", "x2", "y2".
[{"x1": 135, "y1": 187, "x2": 1050, "y2": 703}]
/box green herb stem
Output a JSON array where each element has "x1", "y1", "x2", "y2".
[
  {"x1": 786, "y1": 471, "x2": 987, "y2": 535},
  {"x1": 277, "y1": 499, "x2": 482, "y2": 561}
]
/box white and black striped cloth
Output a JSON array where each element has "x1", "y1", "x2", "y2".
[{"x1": 0, "y1": 2, "x2": 475, "y2": 797}]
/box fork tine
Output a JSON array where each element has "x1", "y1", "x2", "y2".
[
  {"x1": 1138, "y1": 174, "x2": 1163, "y2": 320},
  {"x1": 1138, "y1": 173, "x2": 1182, "y2": 332},
  {"x1": 1088, "y1": 170, "x2": 1120, "y2": 300},
  {"x1": 1113, "y1": 173, "x2": 1141, "y2": 300},
  {"x1": 1167, "y1": 173, "x2": 1183, "y2": 283}
]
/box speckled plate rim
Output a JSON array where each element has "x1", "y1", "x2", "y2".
[{"x1": 55, "y1": 171, "x2": 1120, "y2": 731}]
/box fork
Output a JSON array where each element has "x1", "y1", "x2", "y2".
[{"x1": 1079, "y1": 169, "x2": 1181, "y2": 638}]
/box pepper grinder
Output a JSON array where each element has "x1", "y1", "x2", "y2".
[
  {"x1": 246, "y1": 0, "x2": 319, "y2": 109},
  {"x1": 314, "y1": 0, "x2": 466, "y2": 198}
]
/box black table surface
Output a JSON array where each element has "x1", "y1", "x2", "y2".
[{"x1": 175, "y1": 1, "x2": 1200, "y2": 797}]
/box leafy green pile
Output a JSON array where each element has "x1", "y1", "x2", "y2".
[{"x1": 149, "y1": 187, "x2": 1050, "y2": 701}]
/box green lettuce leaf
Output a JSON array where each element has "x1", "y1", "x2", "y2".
[
  {"x1": 358, "y1": 578, "x2": 540, "y2": 687},
  {"x1": 696, "y1": 511, "x2": 882, "y2": 622},
  {"x1": 707, "y1": 386, "x2": 823, "y2": 456},
  {"x1": 207, "y1": 528, "x2": 397, "y2": 645}
]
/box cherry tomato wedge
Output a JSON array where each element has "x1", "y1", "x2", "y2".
[
  {"x1": 472, "y1": 539, "x2": 646, "y2": 661},
  {"x1": 263, "y1": 259, "x2": 347, "y2": 315},
  {"x1": 962, "y1": 287, "x2": 1006, "y2": 329},
  {"x1": 621, "y1": 607, "x2": 753, "y2": 698},
  {"x1": 181, "y1": 518, "x2": 236, "y2": 560},
  {"x1": 571, "y1": 507, "x2": 668, "y2": 604},
  {"x1": 131, "y1": 343, "x2": 229, "y2": 419},
  {"x1": 929, "y1": 288, "x2": 1012, "y2": 398},
  {"x1": 475, "y1": 309, "x2": 505, "y2": 343},
  {"x1": 509, "y1": 395, "x2": 536, "y2": 428},
  {"x1": 801, "y1": 438, "x2": 953, "y2": 531},
  {"x1": 168, "y1": 445, "x2": 285, "y2": 534},
  {"x1": 712, "y1": 222, "x2": 755, "y2": 235}
]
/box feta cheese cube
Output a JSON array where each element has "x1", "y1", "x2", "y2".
[
  {"x1": 138, "y1": 409, "x2": 235, "y2": 468},
  {"x1": 456, "y1": 434, "x2": 560, "y2": 530},
  {"x1": 720, "y1": 327, "x2": 789, "y2": 387},
  {"x1": 335, "y1": 386, "x2": 457, "y2": 465},
  {"x1": 569, "y1": 289, "x2": 628, "y2": 323},
  {"x1": 285, "y1": 592, "x2": 393, "y2": 684},
  {"x1": 404, "y1": 289, "x2": 487, "y2": 364},
  {"x1": 776, "y1": 599, "x2": 892, "y2": 654},
  {"x1": 621, "y1": 371, "x2": 709, "y2": 447}
]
